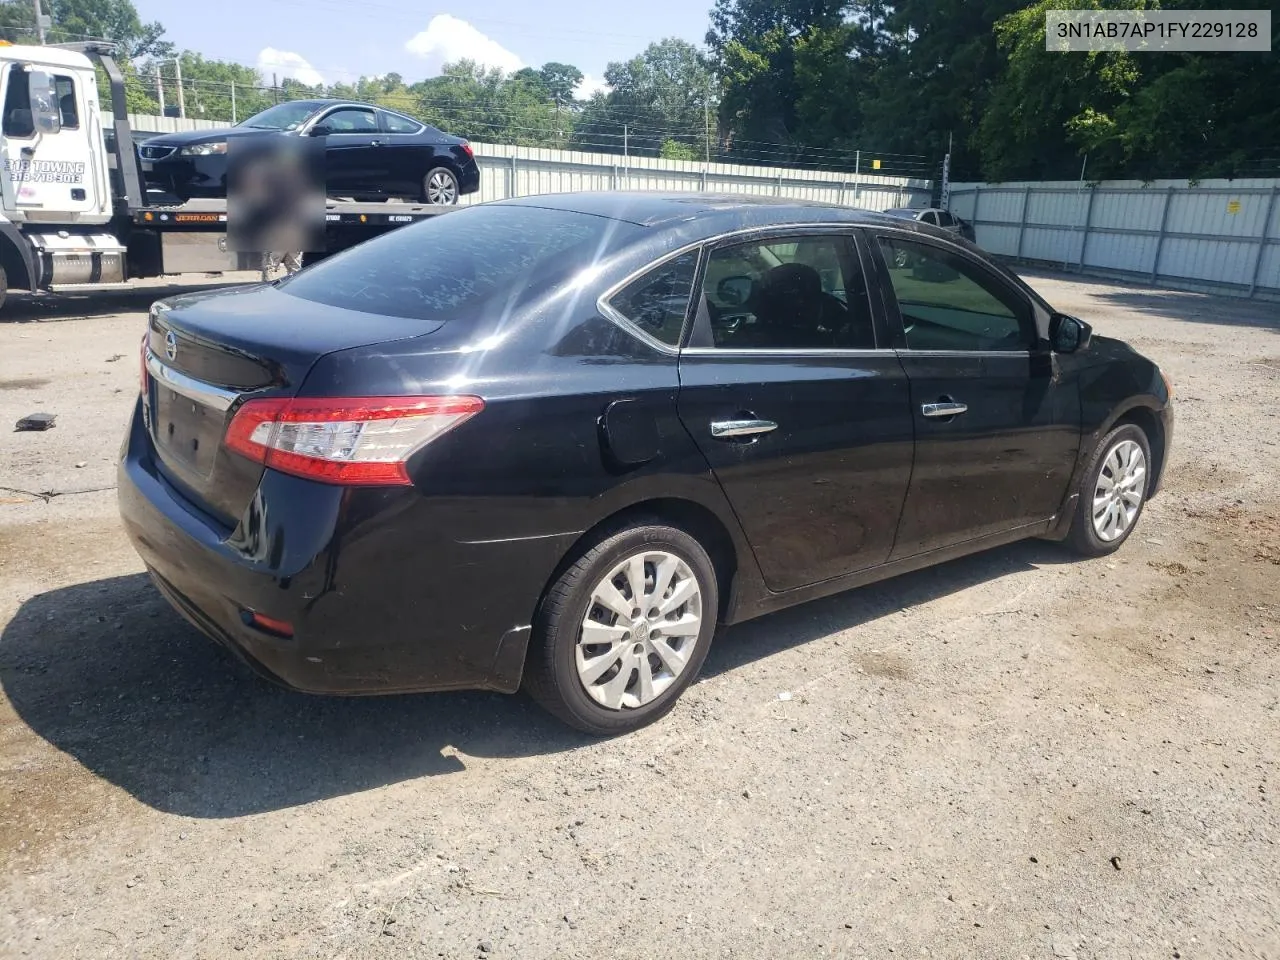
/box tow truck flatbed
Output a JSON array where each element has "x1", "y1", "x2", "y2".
[{"x1": 132, "y1": 198, "x2": 457, "y2": 228}]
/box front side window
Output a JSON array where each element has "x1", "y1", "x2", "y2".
[
  {"x1": 936, "y1": 211, "x2": 955, "y2": 227},
  {"x1": 701, "y1": 235, "x2": 874, "y2": 349},
  {"x1": 607, "y1": 252, "x2": 698, "y2": 347},
  {"x1": 877, "y1": 237, "x2": 1032, "y2": 352},
  {"x1": 3, "y1": 66, "x2": 32, "y2": 138},
  {"x1": 322, "y1": 108, "x2": 377, "y2": 133}
]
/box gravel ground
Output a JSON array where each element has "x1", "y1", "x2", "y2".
[{"x1": 1, "y1": 270, "x2": 1277, "y2": 960}]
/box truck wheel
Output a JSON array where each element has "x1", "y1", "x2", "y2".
[{"x1": 422, "y1": 167, "x2": 459, "y2": 205}]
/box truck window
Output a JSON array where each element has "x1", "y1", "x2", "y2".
[
  {"x1": 3, "y1": 67, "x2": 34, "y2": 139},
  {"x1": 55, "y1": 76, "x2": 78, "y2": 129}
]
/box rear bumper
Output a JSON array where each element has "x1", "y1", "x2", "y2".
[
  {"x1": 458, "y1": 161, "x2": 481, "y2": 195},
  {"x1": 117, "y1": 399, "x2": 572, "y2": 695}
]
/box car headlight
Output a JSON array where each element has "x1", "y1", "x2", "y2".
[{"x1": 179, "y1": 142, "x2": 228, "y2": 156}]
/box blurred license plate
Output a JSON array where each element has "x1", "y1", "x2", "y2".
[{"x1": 154, "y1": 387, "x2": 220, "y2": 477}]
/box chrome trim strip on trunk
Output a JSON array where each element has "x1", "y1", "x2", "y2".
[{"x1": 145, "y1": 349, "x2": 238, "y2": 412}]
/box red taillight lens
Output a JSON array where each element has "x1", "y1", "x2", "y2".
[
  {"x1": 223, "y1": 395, "x2": 484, "y2": 486},
  {"x1": 460, "y1": 140, "x2": 474, "y2": 158}
]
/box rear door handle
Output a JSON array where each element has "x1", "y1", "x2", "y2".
[
  {"x1": 370, "y1": 139, "x2": 383, "y2": 147},
  {"x1": 921, "y1": 400, "x2": 968, "y2": 419},
  {"x1": 710, "y1": 418, "x2": 777, "y2": 439}
]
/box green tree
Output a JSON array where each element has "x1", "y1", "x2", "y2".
[
  {"x1": 975, "y1": 0, "x2": 1148, "y2": 180},
  {"x1": 573, "y1": 38, "x2": 715, "y2": 158},
  {"x1": 47, "y1": 0, "x2": 172, "y2": 57},
  {"x1": 660, "y1": 138, "x2": 699, "y2": 160}
]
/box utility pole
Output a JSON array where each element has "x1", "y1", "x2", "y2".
[
  {"x1": 174, "y1": 58, "x2": 186, "y2": 119},
  {"x1": 32, "y1": 0, "x2": 47, "y2": 43},
  {"x1": 231, "y1": 80, "x2": 237, "y2": 124},
  {"x1": 704, "y1": 87, "x2": 711, "y2": 163},
  {"x1": 273, "y1": 73, "x2": 279, "y2": 105},
  {"x1": 156, "y1": 68, "x2": 165, "y2": 116}
]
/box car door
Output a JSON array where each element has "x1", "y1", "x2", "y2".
[
  {"x1": 865, "y1": 230, "x2": 1081, "y2": 559},
  {"x1": 675, "y1": 229, "x2": 915, "y2": 592},
  {"x1": 376, "y1": 109, "x2": 432, "y2": 198},
  {"x1": 314, "y1": 106, "x2": 385, "y2": 196}
]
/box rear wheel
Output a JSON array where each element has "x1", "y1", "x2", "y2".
[
  {"x1": 422, "y1": 167, "x2": 460, "y2": 205},
  {"x1": 1067, "y1": 423, "x2": 1152, "y2": 556},
  {"x1": 523, "y1": 522, "x2": 718, "y2": 736}
]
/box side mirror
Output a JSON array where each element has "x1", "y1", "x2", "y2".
[
  {"x1": 27, "y1": 69, "x2": 61, "y2": 135},
  {"x1": 1049, "y1": 313, "x2": 1092, "y2": 353},
  {"x1": 309, "y1": 124, "x2": 331, "y2": 137},
  {"x1": 716, "y1": 275, "x2": 753, "y2": 307}
]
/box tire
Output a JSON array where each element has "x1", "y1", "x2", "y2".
[
  {"x1": 1066, "y1": 423, "x2": 1153, "y2": 557},
  {"x1": 0, "y1": 263, "x2": 8, "y2": 313},
  {"x1": 422, "y1": 166, "x2": 460, "y2": 205},
  {"x1": 523, "y1": 522, "x2": 719, "y2": 736}
]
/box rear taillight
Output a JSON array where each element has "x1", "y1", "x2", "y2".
[
  {"x1": 460, "y1": 140, "x2": 474, "y2": 158},
  {"x1": 223, "y1": 395, "x2": 484, "y2": 486}
]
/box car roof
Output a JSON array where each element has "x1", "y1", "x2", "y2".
[{"x1": 498, "y1": 192, "x2": 921, "y2": 231}]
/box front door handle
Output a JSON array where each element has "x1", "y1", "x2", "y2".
[
  {"x1": 370, "y1": 139, "x2": 383, "y2": 147},
  {"x1": 710, "y1": 418, "x2": 777, "y2": 440},
  {"x1": 921, "y1": 399, "x2": 968, "y2": 419}
]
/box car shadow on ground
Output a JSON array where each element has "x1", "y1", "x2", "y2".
[
  {"x1": 0, "y1": 278, "x2": 258, "y2": 324},
  {"x1": 1015, "y1": 268, "x2": 1280, "y2": 332},
  {"x1": 1, "y1": 539, "x2": 1071, "y2": 819}
]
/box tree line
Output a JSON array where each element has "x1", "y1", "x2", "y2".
[{"x1": 1, "y1": 0, "x2": 1276, "y2": 181}]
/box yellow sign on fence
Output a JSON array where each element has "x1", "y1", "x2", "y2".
[
  {"x1": 872, "y1": 159, "x2": 882, "y2": 170},
  {"x1": 1227, "y1": 199, "x2": 1242, "y2": 214}
]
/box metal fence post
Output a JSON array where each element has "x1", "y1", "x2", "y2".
[
  {"x1": 1248, "y1": 185, "x2": 1278, "y2": 298},
  {"x1": 1015, "y1": 186, "x2": 1031, "y2": 260},
  {"x1": 1077, "y1": 186, "x2": 1096, "y2": 271},
  {"x1": 508, "y1": 154, "x2": 518, "y2": 200},
  {"x1": 776, "y1": 174, "x2": 783, "y2": 197},
  {"x1": 839, "y1": 181, "x2": 846, "y2": 206},
  {"x1": 972, "y1": 185, "x2": 982, "y2": 228},
  {"x1": 1151, "y1": 186, "x2": 1175, "y2": 283}
]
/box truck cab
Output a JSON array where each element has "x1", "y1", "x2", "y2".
[{"x1": 0, "y1": 42, "x2": 126, "y2": 302}]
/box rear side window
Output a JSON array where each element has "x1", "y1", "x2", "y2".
[
  {"x1": 55, "y1": 76, "x2": 78, "y2": 129},
  {"x1": 607, "y1": 252, "x2": 698, "y2": 347},
  {"x1": 936, "y1": 211, "x2": 955, "y2": 227},
  {"x1": 383, "y1": 111, "x2": 421, "y2": 134},
  {"x1": 280, "y1": 205, "x2": 639, "y2": 323}
]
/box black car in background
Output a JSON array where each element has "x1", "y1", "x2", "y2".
[
  {"x1": 139, "y1": 99, "x2": 481, "y2": 204},
  {"x1": 119, "y1": 193, "x2": 1173, "y2": 735}
]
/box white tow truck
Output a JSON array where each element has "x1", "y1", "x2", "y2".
[{"x1": 0, "y1": 40, "x2": 448, "y2": 313}]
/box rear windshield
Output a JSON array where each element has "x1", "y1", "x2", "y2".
[{"x1": 279, "y1": 205, "x2": 638, "y2": 323}]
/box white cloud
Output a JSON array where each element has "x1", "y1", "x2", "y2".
[
  {"x1": 257, "y1": 47, "x2": 325, "y2": 87},
  {"x1": 405, "y1": 14, "x2": 524, "y2": 75},
  {"x1": 574, "y1": 73, "x2": 610, "y2": 100}
]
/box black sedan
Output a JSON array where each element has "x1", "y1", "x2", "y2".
[
  {"x1": 119, "y1": 193, "x2": 1173, "y2": 735},
  {"x1": 139, "y1": 99, "x2": 481, "y2": 204}
]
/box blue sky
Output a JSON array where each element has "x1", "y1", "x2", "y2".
[{"x1": 132, "y1": 0, "x2": 712, "y2": 96}]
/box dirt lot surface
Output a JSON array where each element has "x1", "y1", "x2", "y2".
[{"x1": 1, "y1": 271, "x2": 1277, "y2": 960}]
